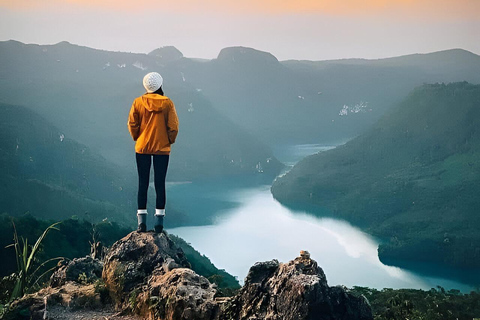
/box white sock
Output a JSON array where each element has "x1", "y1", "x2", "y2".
[
  {"x1": 137, "y1": 209, "x2": 147, "y2": 215},
  {"x1": 155, "y1": 209, "x2": 165, "y2": 216}
]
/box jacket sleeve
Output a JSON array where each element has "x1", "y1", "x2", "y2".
[
  {"x1": 127, "y1": 101, "x2": 140, "y2": 141},
  {"x1": 166, "y1": 100, "x2": 179, "y2": 144}
]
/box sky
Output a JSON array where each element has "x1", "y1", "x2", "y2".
[{"x1": 0, "y1": 0, "x2": 479, "y2": 61}]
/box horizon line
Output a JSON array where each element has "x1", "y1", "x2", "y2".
[{"x1": 1, "y1": 38, "x2": 479, "y2": 63}]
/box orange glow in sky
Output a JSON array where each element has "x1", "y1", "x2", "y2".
[
  {"x1": 2, "y1": 0, "x2": 479, "y2": 19},
  {"x1": 1, "y1": 0, "x2": 479, "y2": 60}
]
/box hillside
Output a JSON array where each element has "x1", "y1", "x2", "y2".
[
  {"x1": 0, "y1": 214, "x2": 239, "y2": 293},
  {"x1": 0, "y1": 40, "x2": 283, "y2": 180},
  {"x1": 184, "y1": 47, "x2": 480, "y2": 145},
  {"x1": 271, "y1": 82, "x2": 480, "y2": 269},
  {"x1": 2, "y1": 41, "x2": 479, "y2": 171},
  {"x1": 0, "y1": 103, "x2": 133, "y2": 222},
  {"x1": 0, "y1": 103, "x2": 192, "y2": 226}
]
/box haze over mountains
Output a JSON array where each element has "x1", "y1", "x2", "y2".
[
  {"x1": 0, "y1": 40, "x2": 284, "y2": 182},
  {"x1": 1, "y1": 40, "x2": 480, "y2": 271},
  {"x1": 1, "y1": 40, "x2": 479, "y2": 177},
  {"x1": 272, "y1": 82, "x2": 480, "y2": 270},
  {"x1": 0, "y1": 103, "x2": 198, "y2": 226},
  {"x1": 184, "y1": 47, "x2": 480, "y2": 145}
]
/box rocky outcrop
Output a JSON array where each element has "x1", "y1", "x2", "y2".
[
  {"x1": 102, "y1": 231, "x2": 190, "y2": 307},
  {"x1": 3, "y1": 255, "x2": 108, "y2": 320},
  {"x1": 50, "y1": 256, "x2": 103, "y2": 287},
  {"x1": 3, "y1": 282, "x2": 104, "y2": 320},
  {"x1": 4, "y1": 232, "x2": 373, "y2": 320},
  {"x1": 222, "y1": 251, "x2": 372, "y2": 320},
  {"x1": 135, "y1": 268, "x2": 219, "y2": 320}
]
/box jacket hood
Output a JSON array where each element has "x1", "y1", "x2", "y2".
[{"x1": 140, "y1": 93, "x2": 170, "y2": 112}]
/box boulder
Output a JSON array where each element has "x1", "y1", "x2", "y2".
[
  {"x1": 102, "y1": 231, "x2": 190, "y2": 306},
  {"x1": 50, "y1": 256, "x2": 103, "y2": 287},
  {"x1": 222, "y1": 252, "x2": 373, "y2": 320},
  {"x1": 3, "y1": 229, "x2": 374, "y2": 320},
  {"x1": 135, "y1": 268, "x2": 219, "y2": 320},
  {"x1": 3, "y1": 282, "x2": 104, "y2": 320}
]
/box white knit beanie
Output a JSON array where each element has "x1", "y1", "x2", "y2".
[{"x1": 143, "y1": 72, "x2": 163, "y2": 93}]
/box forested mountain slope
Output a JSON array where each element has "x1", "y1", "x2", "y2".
[{"x1": 272, "y1": 82, "x2": 480, "y2": 269}]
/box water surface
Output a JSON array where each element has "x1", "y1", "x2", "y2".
[
  {"x1": 170, "y1": 185, "x2": 474, "y2": 291},
  {"x1": 168, "y1": 144, "x2": 476, "y2": 291}
]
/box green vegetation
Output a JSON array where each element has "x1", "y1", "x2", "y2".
[
  {"x1": 0, "y1": 213, "x2": 130, "y2": 281},
  {"x1": 0, "y1": 103, "x2": 190, "y2": 227},
  {"x1": 0, "y1": 214, "x2": 240, "y2": 301},
  {"x1": 351, "y1": 286, "x2": 480, "y2": 320},
  {"x1": 272, "y1": 82, "x2": 480, "y2": 270},
  {"x1": 7, "y1": 221, "x2": 61, "y2": 300},
  {"x1": 0, "y1": 103, "x2": 137, "y2": 224}
]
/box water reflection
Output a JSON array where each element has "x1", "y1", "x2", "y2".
[{"x1": 170, "y1": 185, "x2": 473, "y2": 291}]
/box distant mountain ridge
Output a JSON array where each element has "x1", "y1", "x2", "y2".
[
  {"x1": 0, "y1": 40, "x2": 284, "y2": 181},
  {"x1": 271, "y1": 82, "x2": 480, "y2": 270},
  {"x1": 2, "y1": 40, "x2": 479, "y2": 155},
  {"x1": 175, "y1": 44, "x2": 480, "y2": 145}
]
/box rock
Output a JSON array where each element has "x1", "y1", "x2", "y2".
[
  {"x1": 50, "y1": 256, "x2": 103, "y2": 287},
  {"x1": 244, "y1": 259, "x2": 280, "y2": 284},
  {"x1": 135, "y1": 268, "x2": 219, "y2": 320},
  {"x1": 102, "y1": 231, "x2": 190, "y2": 307},
  {"x1": 4, "y1": 233, "x2": 373, "y2": 320},
  {"x1": 222, "y1": 251, "x2": 373, "y2": 320},
  {"x1": 3, "y1": 282, "x2": 104, "y2": 320},
  {"x1": 300, "y1": 250, "x2": 310, "y2": 259}
]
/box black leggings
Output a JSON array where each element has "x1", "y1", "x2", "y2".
[{"x1": 136, "y1": 153, "x2": 169, "y2": 210}]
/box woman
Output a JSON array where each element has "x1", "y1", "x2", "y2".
[{"x1": 128, "y1": 72, "x2": 179, "y2": 233}]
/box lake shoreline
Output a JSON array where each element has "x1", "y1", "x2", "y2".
[
  {"x1": 168, "y1": 183, "x2": 476, "y2": 292},
  {"x1": 166, "y1": 143, "x2": 479, "y2": 292}
]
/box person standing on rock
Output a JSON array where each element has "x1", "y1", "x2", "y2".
[{"x1": 128, "y1": 72, "x2": 179, "y2": 233}]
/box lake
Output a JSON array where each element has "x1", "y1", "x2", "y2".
[{"x1": 168, "y1": 144, "x2": 477, "y2": 291}]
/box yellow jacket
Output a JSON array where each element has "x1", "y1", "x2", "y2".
[{"x1": 128, "y1": 94, "x2": 179, "y2": 155}]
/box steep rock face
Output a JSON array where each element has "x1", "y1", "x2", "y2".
[
  {"x1": 222, "y1": 252, "x2": 372, "y2": 320},
  {"x1": 102, "y1": 231, "x2": 190, "y2": 306},
  {"x1": 136, "y1": 268, "x2": 219, "y2": 320}
]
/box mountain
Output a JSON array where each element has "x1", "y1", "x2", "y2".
[
  {"x1": 271, "y1": 82, "x2": 480, "y2": 269},
  {"x1": 148, "y1": 46, "x2": 184, "y2": 62},
  {"x1": 0, "y1": 103, "x2": 191, "y2": 226},
  {"x1": 0, "y1": 103, "x2": 133, "y2": 222},
  {"x1": 2, "y1": 41, "x2": 479, "y2": 170},
  {"x1": 179, "y1": 47, "x2": 480, "y2": 146},
  {"x1": 0, "y1": 40, "x2": 283, "y2": 180}
]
